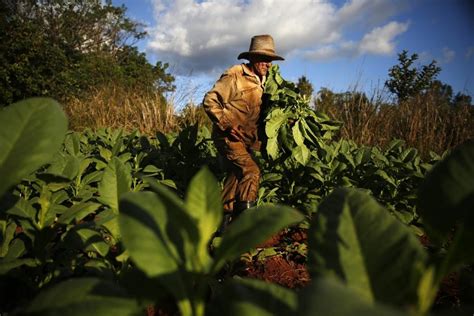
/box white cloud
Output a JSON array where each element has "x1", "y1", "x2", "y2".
[
  {"x1": 465, "y1": 46, "x2": 474, "y2": 59},
  {"x1": 418, "y1": 51, "x2": 433, "y2": 63},
  {"x1": 336, "y1": 0, "x2": 411, "y2": 27},
  {"x1": 442, "y1": 47, "x2": 455, "y2": 63},
  {"x1": 359, "y1": 21, "x2": 409, "y2": 55},
  {"x1": 306, "y1": 21, "x2": 409, "y2": 60},
  {"x1": 147, "y1": 0, "x2": 411, "y2": 74}
]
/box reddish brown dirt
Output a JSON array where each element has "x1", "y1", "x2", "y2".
[
  {"x1": 146, "y1": 230, "x2": 472, "y2": 316},
  {"x1": 418, "y1": 234, "x2": 468, "y2": 311},
  {"x1": 434, "y1": 272, "x2": 461, "y2": 309},
  {"x1": 242, "y1": 255, "x2": 310, "y2": 289},
  {"x1": 240, "y1": 228, "x2": 310, "y2": 289},
  {"x1": 145, "y1": 303, "x2": 178, "y2": 316},
  {"x1": 256, "y1": 228, "x2": 308, "y2": 248}
]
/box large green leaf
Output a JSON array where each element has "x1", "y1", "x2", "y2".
[
  {"x1": 418, "y1": 141, "x2": 474, "y2": 273},
  {"x1": 98, "y1": 157, "x2": 132, "y2": 212},
  {"x1": 6, "y1": 198, "x2": 36, "y2": 221},
  {"x1": 208, "y1": 278, "x2": 297, "y2": 316},
  {"x1": 0, "y1": 98, "x2": 68, "y2": 197},
  {"x1": 63, "y1": 132, "x2": 81, "y2": 156},
  {"x1": 0, "y1": 258, "x2": 41, "y2": 274},
  {"x1": 4, "y1": 238, "x2": 26, "y2": 260},
  {"x1": 119, "y1": 191, "x2": 182, "y2": 276},
  {"x1": 45, "y1": 154, "x2": 81, "y2": 180},
  {"x1": 308, "y1": 188, "x2": 427, "y2": 306},
  {"x1": 298, "y1": 277, "x2": 406, "y2": 316},
  {"x1": 292, "y1": 121, "x2": 305, "y2": 146},
  {"x1": 212, "y1": 205, "x2": 304, "y2": 273},
  {"x1": 146, "y1": 181, "x2": 200, "y2": 271},
  {"x1": 96, "y1": 214, "x2": 121, "y2": 244},
  {"x1": 119, "y1": 189, "x2": 196, "y2": 315},
  {"x1": 58, "y1": 202, "x2": 101, "y2": 225},
  {"x1": 185, "y1": 168, "x2": 222, "y2": 271},
  {"x1": 265, "y1": 108, "x2": 288, "y2": 138},
  {"x1": 64, "y1": 227, "x2": 109, "y2": 257},
  {"x1": 23, "y1": 278, "x2": 141, "y2": 316},
  {"x1": 292, "y1": 144, "x2": 310, "y2": 166},
  {"x1": 418, "y1": 141, "x2": 474, "y2": 239},
  {"x1": 266, "y1": 136, "x2": 280, "y2": 160},
  {"x1": 36, "y1": 185, "x2": 56, "y2": 229},
  {"x1": 0, "y1": 221, "x2": 16, "y2": 257}
]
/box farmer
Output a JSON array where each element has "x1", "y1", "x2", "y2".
[{"x1": 203, "y1": 34, "x2": 284, "y2": 229}]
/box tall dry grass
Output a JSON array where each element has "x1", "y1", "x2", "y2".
[
  {"x1": 316, "y1": 90, "x2": 474, "y2": 156},
  {"x1": 64, "y1": 85, "x2": 179, "y2": 134},
  {"x1": 64, "y1": 84, "x2": 472, "y2": 157},
  {"x1": 176, "y1": 102, "x2": 212, "y2": 129}
]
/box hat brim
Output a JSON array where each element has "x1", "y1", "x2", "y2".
[{"x1": 238, "y1": 51, "x2": 284, "y2": 61}]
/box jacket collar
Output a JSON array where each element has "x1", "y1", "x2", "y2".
[{"x1": 242, "y1": 63, "x2": 266, "y2": 86}]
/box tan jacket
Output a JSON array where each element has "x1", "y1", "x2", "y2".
[{"x1": 203, "y1": 64, "x2": 265, "y2": 149}]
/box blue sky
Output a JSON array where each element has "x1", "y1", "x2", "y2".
[{"x1": 112, "y1": 0, "x2": 474, "y2": 106}]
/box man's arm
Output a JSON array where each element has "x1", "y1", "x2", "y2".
[{"x1": 202, "y1": 73, "x2": 236, "y2": 132}]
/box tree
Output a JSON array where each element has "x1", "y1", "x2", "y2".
[
  {"x1": 427, "y1": 80, "x2": 453, "y2": 107},
  {"x1": 0, "y1": 0, "x2": 175, "y2": 106},
  {"x1": 296, "y1": 75, "x2": 314, "y2": 100},
  {"x1": 385, "y1": 50, "x2": 441, "y2": 102},
  {"x1": 452, "y1": 92, "x2": 472, "y2": 107}
]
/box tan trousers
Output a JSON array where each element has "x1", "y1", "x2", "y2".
[{"x1": 215, "y1": 137, "x2": 260, "y2": 213}]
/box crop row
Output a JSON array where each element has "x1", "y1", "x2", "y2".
[{"x1": 0, "y1": 98, "x2": 472, "y2": 315}]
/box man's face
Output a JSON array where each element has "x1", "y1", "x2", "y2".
[{"x1": 249, "y1": 55, "x2": 273, "y2": 78}]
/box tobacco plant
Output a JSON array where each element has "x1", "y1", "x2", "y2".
[
  {"x1": 262, "y1": 65, "x2": 342, "y2": 165},
  {"x1": 21, "y1": 139, "x2": 474, "y2": 315},
  {"x1": 258, "y1": 66, "x2": 438, "y2": 233},
  {"x1": 1, "y1": 97, "x2": 473, "y2": 315}
]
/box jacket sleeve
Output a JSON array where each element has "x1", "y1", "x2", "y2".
[{"x1": 202, "y1": 73, "x2": 236, "y2": 132}]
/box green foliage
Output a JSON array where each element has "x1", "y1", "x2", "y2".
[
  {"x1": 303, "y1": 143, "x2": 474, "y2": 315},
  {"x1": 259, "y1": 66, "x2": 433, "y2": 226},
  {"x1": 452, "y1": 92, "x2": 473, "y2": 107},
  {"x1": 17, "y1": 142, "x2": 474, "y2": 316},
  {"x1": 309, "y1": 188, "x2": 427, "y2": 306},
  {"x1": 0, "y1": 98, "x2": 68, "y2": 196},
  {"x1": 296, "y1": 75, "x2": 314, "y2": 100},
  {"x1": 118, "y1": 167, "x2": 304, "y2": 315},
  {"x1": 1, "y1": 96, "x2": 472, "y2": 315},
  {"x1": 0, "y1": 0, "x2": 175, "y2": 106},
  {"x1": 262, "y1": 65, "x2": 342, "y2": 165},
  {"x1": 0, "y1": 104, "x2": 204, "y2": 311},
  {"x1": 98, "y1": 157, "x2": 132, "y2": 213},
  {"x1": 385, "y1": 50, "x2": 441, "y2": 102},
  {"x1": 209, "y1": 277, "x2": 298, "y2": 315},
  {"x1": 298, "y1": 277, "x2": 405, "y2": 316},
  {"x1": 23, "y1": 278, "x2": 142, "y2": 316},
  {"x1": 0, "y1": 98, "x2": 302, "y2": 315},
  {"x1": 418, "y1": 141, "x2": 474, "y2": 280}
]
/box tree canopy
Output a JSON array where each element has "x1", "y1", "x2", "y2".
[
  {"x1": 296, "y1": 75, "x2": 314, "y2": 100},
  {"x1": 384, "y1": 50, "x2": 441, "y2": 102},
  {"x1": 0, "y1": 0, "x2": 175, "y2": 106}
]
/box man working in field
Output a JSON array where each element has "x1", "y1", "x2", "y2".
[{"x1": 203, "y1": 34, "x2": 284, "y2": 229}]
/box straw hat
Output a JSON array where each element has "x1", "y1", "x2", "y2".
[{"x1": 238, "y1": 34, "x2": 284, "y2": 61}]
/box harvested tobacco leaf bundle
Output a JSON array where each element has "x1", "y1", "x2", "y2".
[{"x1": 261, "y1": 65, "x2": 342, "y2": 165}]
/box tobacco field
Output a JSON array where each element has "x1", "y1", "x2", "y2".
[{"x1": 0, "y1": 66, "x2": 473, "y2": 315}]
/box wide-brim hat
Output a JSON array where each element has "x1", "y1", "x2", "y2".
[{"x1": 238, "y1": 34, "x2": 284, "y2": 61}]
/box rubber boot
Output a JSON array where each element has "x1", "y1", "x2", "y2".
[{"x1": 233, "y1": 200, "x2": 256, "y2": 219}]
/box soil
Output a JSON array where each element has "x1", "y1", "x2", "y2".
[
  {"x1": 146, "y1": 230, "x2": 473, "y2": 315},
  {"x1": 238, "y1": 228, "x2": 310, "y2": 289},
  {"x1": 418, "y1": 234, "x2": 474, "y2": 312},
  {"x1": 241, "y1": 255, "x2": 310, "y2": 289}
]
